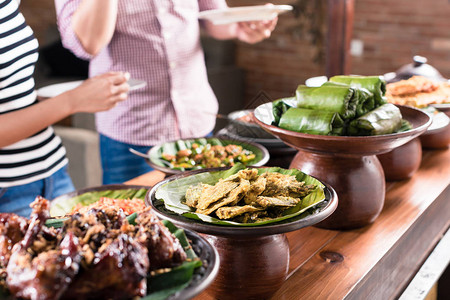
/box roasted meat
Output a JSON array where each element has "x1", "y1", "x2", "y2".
[
  {"x1": 6, "y1": 197, "x2": 81, "y2": 300},
  {"x1": 62, "y1": 234, "x2": 149, "y2": 300},
  {"x1": 0, "y1": 213, "x2": 28, "y2": 282},
  {"x1": 135, "y1": 208, "x2": 187, "y2": 270},
  {"x1": 0, "y1": 197, "x2": 188, "y2": 300}
]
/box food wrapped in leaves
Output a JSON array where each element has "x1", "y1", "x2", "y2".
[
  {"x1": 295, "y1": 84, "x2": 373, "y2": 120},
  {"x1": 278, "y1": 107, "x2": 345, "y2": 135},
  {"x1": 329, "y1": 75, "x2": 387, "y2": 106},
  {"x1": 347, "y1": 103, "x2": 403, "y2": 136},
  {"x1": 322, "y1": 82, "x2": 375, "y2": 117},
  {"x1": 272, "y1": 97, "x2": 295, "y2": 126}
]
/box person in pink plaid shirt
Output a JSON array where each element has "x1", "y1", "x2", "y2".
[{"x1": 55, "y1": 0, "x2": 277, "y2": 184}]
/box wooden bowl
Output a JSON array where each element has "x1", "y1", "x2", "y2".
[
  {"x1": 253, "y1": 104, "x2": 431, "y2": 229},
  {"x1": 146, "y1": 168, "x2": 338, "y2": 299},
  {"x1": 419, "y1": 112, "x2": 450, "y2": 149},
  {"x1": 377, "y1": 138, "x2": 422, "y2": 181}
]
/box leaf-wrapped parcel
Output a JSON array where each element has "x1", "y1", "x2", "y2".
[
  {"x1": 329, "y1": 75, "x2": 387, "y2": 107},
  {"x1": 347, "y1": 103, "x2": 402, "y2": 136},
  {"x1": 295, "y1": 84, "x2": 373, "y2": 120},
  {"x1": 278, "y1": 107, "x2": 345, "y2": 135},
  {"x1": 322, "y1": 82, "x2": 375, "y2": 117},
  {"x1": 272, "y1": 98, "x2": 295, "y2": 126}
]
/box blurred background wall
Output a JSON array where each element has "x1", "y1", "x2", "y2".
[{"x1": 21, "y1": 0, "x2": 450, "y2": 105}]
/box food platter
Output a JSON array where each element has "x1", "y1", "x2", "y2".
[
  {"x1": 227, "y1": 109, "x2": 276, "y2": 139},
  {"x1": 254, "y1": 103, "x2": 431, "y2": 155},
  {"x1": 198, "y1": 5, "x2": 293, "y2": 25},
  {"x1": 50, "y1": 184, "x2": 150, "y2": 217},
  {"x1": 28, "y1": 184, "x2": 220, "y2": 300},
  {"x1": 146, "y1": 166, "x2": 337, "y2": 299},
  {"x1": 147, "y1": 166, "x2": 337, "y2": 235},
  {"x1": 141, "y1": 137, "x2": 270, "y2": 175},
  {"x1": 216, "y1": 126, "x2": 286, "y2": 149},
  {"x1": 253, "y1": 103, "x2": 431, "y2": 229}
]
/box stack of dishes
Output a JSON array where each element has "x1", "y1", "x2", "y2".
[{"x1": 217, "y1": 109, "x2": 297, "y2": 168}]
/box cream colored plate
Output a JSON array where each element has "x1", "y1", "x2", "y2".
[{"x1": 198, "y1": 5, "x2": 293, "y2": 25}]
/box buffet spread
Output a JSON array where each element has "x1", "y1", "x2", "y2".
[{"x1": 1, "y1": 69, "x2": 449, "y2": 299}]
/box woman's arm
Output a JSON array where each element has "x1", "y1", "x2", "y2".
[
  {"x1": 0, "y1": 72, "x2": 129, "y2": 148},
  {"x1": 70, "y1": 0, "x2": 119, "y2": 56}
]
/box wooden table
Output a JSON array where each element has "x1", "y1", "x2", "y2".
[{"x1": 126, "y1": 148, "x2": 450, "y2": 299}]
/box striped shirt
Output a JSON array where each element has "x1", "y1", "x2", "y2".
[
  {"x1": 0, "y1": 0, "x2": 67, "y2": 188},
  {"x1": 56, "y1": 0, "x2": 227, "y2": 146}
]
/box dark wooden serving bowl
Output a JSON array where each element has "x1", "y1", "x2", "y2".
[
  {"x1": 419, "y1": 112, "x2": 450, "y2": 149},
  {"x1": 253, "y1": 104, "x2": 431, "y2": 230},
  {"x1": 146, "y1": 168, "x2": 338, "y2": 300},
  {"x1": 377, "y1": 137, "x2": 423, "y2": 181}
]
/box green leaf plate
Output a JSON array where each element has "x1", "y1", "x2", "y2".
[
  {"x1": 146, "y1": 137, "x2": 270, "y2": 175},
  {"x1": 147, "y1": 165, "x2": 338, "y2": 237}
]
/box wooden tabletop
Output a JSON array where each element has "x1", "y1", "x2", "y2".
[{"x1": 126, "y1": 148, "x2": 450, "y2": 299}]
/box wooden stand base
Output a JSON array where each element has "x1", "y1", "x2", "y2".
[
  {"x1": 203, "y1": 234, "x2": 289, "y2": 300},
  {"x1": 290, "y1": 150, "x2": 385, "y2": 230}
]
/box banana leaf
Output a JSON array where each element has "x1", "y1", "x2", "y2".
[
  {"x1": 278, "y1": 107, "x2": 345, "y2": 135},
  {"x1": 348, "y1": 103, "x2": 403, "y2": 136},
  {"x1": 329, "y1": 75, "x2": 387, "y2": 107},
  {"x1": 272, "y1": 97, "x2": 295, "y2": 126},
  {"x1": 155, "y1": 164, "x2": 326, "y2": 227},
  {"x1": 50, "y1": 188, "x2": 148, "y2": 217},
  {"x1": 150, "y1": 137, "x2": 265, "y2": 171}
]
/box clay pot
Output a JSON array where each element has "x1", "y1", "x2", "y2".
[{"x1": 378, "y1": 138, "x2": 422, "y2": 181}]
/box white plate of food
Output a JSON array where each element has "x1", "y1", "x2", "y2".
[
  {"x1": 36, "y1": 78, "x2": 147, "y2": 99},
  {"x1": 198, "y1": 5, "x2": 293, "y2": 25}
]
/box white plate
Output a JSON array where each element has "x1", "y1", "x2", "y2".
[
  {"x1": 37, "y1": 80, "x2": 83, "y2": 99},
  {"x1": 198, "y1": 5, "x2": 293, "y2": 25},
  {"x1": 36, "y1": 79, "x2": 147, "y2": 99}
]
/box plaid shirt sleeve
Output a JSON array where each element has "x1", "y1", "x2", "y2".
[
  {"x1": 54, "y1": 0, "x2": 93, "y2": 60},
  {"x1": 198, "y1": 0, "x2": 228, "y2": 12}
]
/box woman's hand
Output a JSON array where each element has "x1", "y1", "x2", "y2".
[
  {"x1": 235, "y1": 18, "x2": 278, "y2": 44},
  {"x1": 65, "y1": 72, "x2": 130, "y2": 114},
  {"x1": 203, "y1": 4, "x2": 278, "y2": 44}
]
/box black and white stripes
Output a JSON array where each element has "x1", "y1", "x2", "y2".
[{"x1": 0, "y1": 0, "x2": 67, "y2": 187}]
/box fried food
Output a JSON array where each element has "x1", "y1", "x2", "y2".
[
  {"x1": 386, "y1": 76, "x2": 450, "y2": 108},
  {"x1": 184, "y1": 169, "x2": 317, "y2": 223}
]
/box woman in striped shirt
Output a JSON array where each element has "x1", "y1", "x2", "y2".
[{"x1": 0, "y1": 0, "x2": 130, "y2": 216}]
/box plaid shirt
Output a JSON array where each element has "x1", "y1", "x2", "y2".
[{"x1": 55, "y1": 0, "x2": 227, "y2": 146}]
